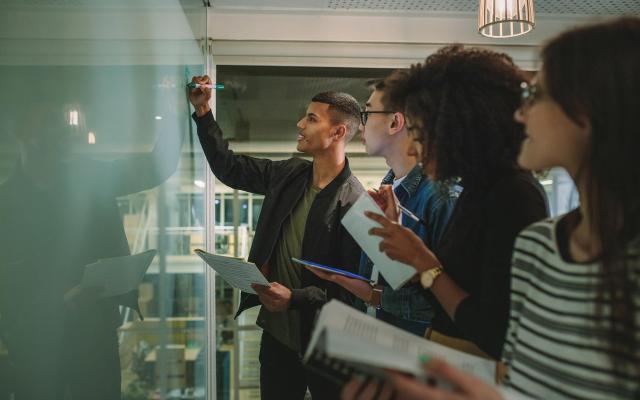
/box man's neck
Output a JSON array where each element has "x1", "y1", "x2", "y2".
[
  {"x1": 312, "y1": 150, "x2": 346, "y2": 189},
  {"x1": 385, "y1": 141, "x2": 416, "y2": 180}
]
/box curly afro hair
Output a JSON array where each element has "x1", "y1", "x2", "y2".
[{"x1": 384, "y1": 44, "x2": 527, "y2": 191}]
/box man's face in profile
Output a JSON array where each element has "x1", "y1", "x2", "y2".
[{"x1": 295, "y1": 101, "x2": 341, "y2": 155}]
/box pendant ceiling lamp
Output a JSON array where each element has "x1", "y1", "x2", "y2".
[{"x1": 478, "y1": 0, "x2": 535, "y2": 38}]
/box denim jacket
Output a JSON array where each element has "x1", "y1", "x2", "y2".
[{"x1": 358, "y1": 165, "x2": 458, "y2": 334}]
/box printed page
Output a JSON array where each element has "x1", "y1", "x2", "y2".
[
  {"x1": 195, "y1": 249, "x2": 270, "y2": 294},
  {"x1": 307, "y1": 300, "x2": 497, "y2": 384},
  {"x1": 341, "y1": 193, "x2": 416, "y2": 289},
  {"x1": 81, "y1": 249, "x2": 157, "y2": 297},
  {"x1": 325, "y1": 329, "x2": 426, "y2": 377}
]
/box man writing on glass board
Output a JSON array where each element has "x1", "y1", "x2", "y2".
[{"x1": 189, "y1": 75, "x2": 363, "y2": 399}]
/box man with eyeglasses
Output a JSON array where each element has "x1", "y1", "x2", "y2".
[
  {"x1": 310, "y1": 78, "x2": 458, "y2": 336},
  {"x1": 188, "y1": 76, "x2": 364, "y2": 399}
]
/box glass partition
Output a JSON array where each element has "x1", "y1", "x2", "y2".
[{"x1": 0, "y1": 1, "x2": 209, "y2": 399}]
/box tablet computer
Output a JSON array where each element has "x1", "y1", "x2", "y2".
[{"x1": 292, "y1": 257, "x2": 374, "y2": 283}]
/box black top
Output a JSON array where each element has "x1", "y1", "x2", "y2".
[
  {"x1": 431, "y1": 169, "x2": 548, "y2": 359},
  {"x1": 193, "y1": 111, "x2": 364, "y2": 350}
]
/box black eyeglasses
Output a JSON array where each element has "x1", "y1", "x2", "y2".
[
  {"x1": 360, "y1": 110, "x2": 396, "y2": 126},
  {"x1": 520, "y1": 81, "x2": 545, "y2": 108}
]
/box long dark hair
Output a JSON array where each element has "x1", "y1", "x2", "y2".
[
  {"x1": 543, "y1": 17, "x2": 640, "y2": 375},
  {"x1": 384, "y1": 45, "x2": 527, "y2": 191}
]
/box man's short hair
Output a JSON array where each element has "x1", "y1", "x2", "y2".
[
  {"x1": 311, "y1": 91, "x2": 361, "y2": 142},
  {"x1": 368, "y1": 73, "x2": 408, "y2": 112},
  {"x1": 366, "y1": 78, "x2": 386, "y2": 92}
]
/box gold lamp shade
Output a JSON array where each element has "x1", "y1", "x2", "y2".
[{"x1": 478, "y1": 0, "x2": 535, "y2": 38}]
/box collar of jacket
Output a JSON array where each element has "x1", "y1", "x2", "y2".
[
  {"x1": 381, "y1": 163, "x2": 423, "y2": 198},
  {"x1": 310, "y1": 157, "x2": 353, "y2": 197}
]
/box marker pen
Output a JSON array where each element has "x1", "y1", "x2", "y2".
[{"x1": 187, "y1": 82, "x2": 225, "y2": 90}]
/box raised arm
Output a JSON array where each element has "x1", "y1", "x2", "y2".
[
  {"x1": 190, "y1": 75, "x2": 283, "y2": 195},
  {"x1": 105, "y1": 122, "x2": 185, "y2": 198}
]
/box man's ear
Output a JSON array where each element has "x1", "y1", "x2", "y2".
[
  {"x1": 332, "y1": 124, "x2": 347, "y2": 142},
  {"x1": 389, "y1": 112, "x2": 406, "y2": 135},
  {"x1": 576, "y1": 114, "x2": 592, "y2": 135}
]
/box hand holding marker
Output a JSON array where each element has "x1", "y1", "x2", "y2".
[{"x1": 186, "y1": 82, "x2": 225, "y2": 90}]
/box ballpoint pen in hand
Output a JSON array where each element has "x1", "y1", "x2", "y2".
[
  {"x1": 186, "y1": 82, "x2": 225, "y2": 90},
  {"x1": 372, "y1": 188, "x2": 428, "y2": 226}
]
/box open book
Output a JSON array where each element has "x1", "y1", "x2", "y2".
[{"x1": 304, "y1": 300, "x2": 497, "y2": 386}]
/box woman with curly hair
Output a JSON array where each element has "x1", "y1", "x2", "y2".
[
  {"x1": 363, "y1": 44, "x2": 548, "y2": 362},
  {"x1": 345, "y1": 17, "x2": 640, "y2": 400}
]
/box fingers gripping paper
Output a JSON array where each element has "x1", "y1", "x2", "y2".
[{"x1": 341, "y1": 193, "x2": 416, "y2": 289}]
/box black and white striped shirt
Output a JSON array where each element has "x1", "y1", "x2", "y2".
[{"x1": 502, "y1": 216, "x2": 639, "y2": 399}]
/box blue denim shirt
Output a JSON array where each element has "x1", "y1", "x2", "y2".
[{"x1": 358, "y1": 165, "x2": 458, "y2": 335}]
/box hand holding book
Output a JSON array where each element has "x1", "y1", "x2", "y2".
[{"x1": 341, "y1": 358, "x2": 506, "y2": 400}]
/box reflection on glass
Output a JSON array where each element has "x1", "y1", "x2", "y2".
[{"x1": 0, "y1": 2, "x2": 207, "y2": 399}]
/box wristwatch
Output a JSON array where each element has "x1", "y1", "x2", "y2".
[
  {"x1": 420, "y1": 266, "x2": 443, "y2": 289},
  {"x1": 366, "y1": 284, "x2": 383, "y2": 309}
]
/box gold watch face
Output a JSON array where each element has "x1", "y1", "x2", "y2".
[{"x1": 420, "y1": 271, "x2": 434, "y2": 288}]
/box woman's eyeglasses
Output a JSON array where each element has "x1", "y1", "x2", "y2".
[
  {"x1": 520, "y1": 81, "x2": 545, "y2": 108},
  {"x1": 360, "y1": 110, "x2": 396, "y2": 126}
]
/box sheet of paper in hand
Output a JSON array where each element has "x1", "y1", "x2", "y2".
[
  {"x1": 195, "y1": 249, "x2": 270, "y2": 294},
  {"x1": 341, "y1": 193, "x2": 416, "y2": 289},
  {"x1": 80, "y1": 249, "x2": 157, "y2": 297}
]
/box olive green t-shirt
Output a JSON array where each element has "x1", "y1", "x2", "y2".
[{"x1": 257, "y1": 184, "x2": 321, "y2": 352}]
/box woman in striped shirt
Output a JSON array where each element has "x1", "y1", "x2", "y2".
[{"x1": 343, "y1": 17, "x2": 640, "y2": 400}]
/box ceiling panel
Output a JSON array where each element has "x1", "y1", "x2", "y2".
[
  {"x1": 0, "y1": 0, "x2": 203, "y2": 9},
  {"x1": 211, "y1": 0, "x2": 640, "y2": 15},
  {"x1": 3, "y1": 0, "x2": 638, "y2": 15}
]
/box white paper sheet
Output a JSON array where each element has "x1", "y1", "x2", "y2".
[
  {"x1": 305, "y1": 300, "x2": 497, "y2": 384},
  {"x1": 194, "y1": 249, "x2": 270, "y2": 294},
  {"x1": 80, "y1": 249, "x2": 157, "y2": 297},
  {"x1": 341, "y1": 193, "x2": 416, "y2": 289}
]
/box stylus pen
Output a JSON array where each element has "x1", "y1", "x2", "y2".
[
  {"x1": 372, "y1": 188, "x2": 428, "y2": 226},
  {"x1": 186, "y1": 82, "x2": 225, "y2": 90}
]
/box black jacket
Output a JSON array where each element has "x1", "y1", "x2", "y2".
[
  {"x1": 194, "y1": 111, "x2": 364, "y2": 349},
  {"x1": 432, "y1": 169, "x2": 548, "y2": 359}
]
